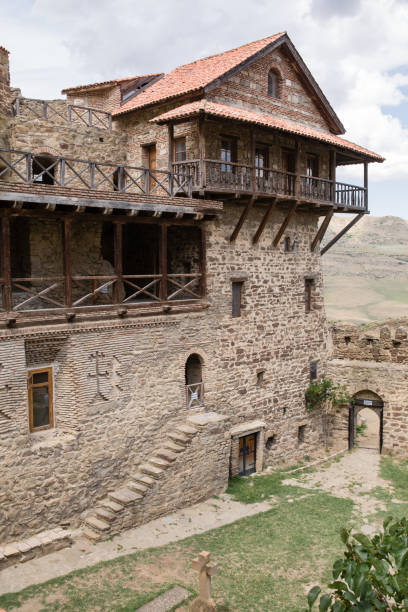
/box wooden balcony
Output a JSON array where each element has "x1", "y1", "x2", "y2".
[
  {"x1": 172, "y1": 159, "x2": 367, "y2": 212},
  {"x1": 11, "y1": 98, "x2": 113, "y2": 130}
]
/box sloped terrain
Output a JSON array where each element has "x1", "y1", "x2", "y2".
[{"x1": 322, "y1": 215, "x2": 408, "y2": 323}]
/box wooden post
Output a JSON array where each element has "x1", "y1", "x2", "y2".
[
  {"x1": 251, "y1": 128, "x2": 256, "y2": 193},
  {"x1": 168, "y1": 124, "x2": 174, "y2": 173},
  {"x1": 198, "y1": 117, "x2": 206, "y2": 189},
  {"x1": 364, "y1": 162, "x2": 368, "y2": 210},
  {"x1": 1, "y1": 214, "x2": 12, "y2": 313},
  {"x1": 295, "y1": 139, "x2": 301, "y2": 199},
  {"x1": 273, "y1": 201, "x2": 298, "y2": 248},
  {"x1": 62, "y1": 218, "x2": 72, "y2": 308},
  {"x1": 230, "y1": 196, "x2": 256, "y2": 243},
  {"x1": 160, "y1": 224, "x2": 167, "y2": 302},
  {"x1": 114, "y1": 222, "x2": 123, "y2": 303},
  {"x1": 252, "y1": 199, "x2": 277, "y2": 245},
  {"x1": 321, "y1": 213, "x2": 364, "y2": 255},
  {"x1": 310, "y1": 209, "x2": 334, "y2": 252},
  {"x1": 200, "y1": 226, "x2": 207, "y2": 298},
  {"x1": 330, "y1": 150, "x2": 337, "y2": 203}
]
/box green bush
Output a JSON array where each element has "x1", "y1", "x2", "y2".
[
  {"x1": 306, "y1": 517, "x2": 408, "y2": 611},
  {"x1": 305, "y1": 377, "x2": 351, "y2": 412}
]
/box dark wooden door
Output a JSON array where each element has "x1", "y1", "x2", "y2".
[{"x1": 239, "y1": 433, "x2": 256, "y2": 476}]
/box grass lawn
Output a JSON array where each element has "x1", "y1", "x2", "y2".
[{"x1": 0, "y1": 472, "x2": 353, "y2": 612}]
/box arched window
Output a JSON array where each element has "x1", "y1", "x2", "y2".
[
  {"x1": 32, "y1": 155, "x2": 56, "y2": 185},
  {"x1": 185, "y1": 353, "x2": 203, "y2": 408},
  {"x1": 268, "y1": 70, "x2": 280, "y2": 98}
]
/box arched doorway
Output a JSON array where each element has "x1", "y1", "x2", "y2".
[
  {"x1": 348, "y1": 390, "x2": 383, "y2": 453},
  {"x1": 185, "y1": 353, "x2": 203, "y2": 408}
]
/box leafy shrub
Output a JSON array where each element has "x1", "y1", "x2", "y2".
[
  {"x1": 305, "y1": 377, "x2": 351, "y2": 412},
  {"x1": 307, "y1": 517, "x2": 408, "y2": 611}
]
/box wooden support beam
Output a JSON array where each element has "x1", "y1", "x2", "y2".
[
  {"x1": 252, "y1": 199, "x2": 277, "y2": 245},
  {"x1": 273, "y1": 201, "x2": 298, "y2": 248},
  {"x1": 321, "y1": 213, "x2": 364, "y2": 255},
  {"x1": 330, "y1": 150, "x2": 337, "y2": 203},
  {"x1": 251, "y1": 128, "x2": 256, "y2": 192},
  {"x1": 160, "y1": 224, "x2": 168, "y2": 301},
  {"x1": 113, "y1": 222, "x2": 123, "y2": 303},
  {"x1": 295, "y1": 139, "x2": 301, "y2": 198},
  {"x1": 310, "y1": 209, "x2": 334, "y2": 252},
  {"x1": 1, "y1": 214, "x2": 12, "y2": 312},
  {"x1": 62, "y1": 218, "x2": 72, "y2": 308},
  {"x1": 230, "y1": 196, "x2": 256, "y2": 243}
]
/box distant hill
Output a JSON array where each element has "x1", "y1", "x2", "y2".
[{"x1": 321, "y1": 215, "x2": 408, "y2": 323}]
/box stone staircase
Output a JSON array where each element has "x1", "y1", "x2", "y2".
[{"x1": 82, "y1": 422, "x2": 199, "y2": 542}]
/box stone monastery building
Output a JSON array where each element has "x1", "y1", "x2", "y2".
[{"x1": 0, "y1": 33, "x2": 384, "y2": 551}]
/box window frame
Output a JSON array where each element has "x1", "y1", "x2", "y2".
[
  {"x1": 232, "y1": 280, "x2": 244, "y2": 317},
  {"x1": 267, "y1": 70, "x2": 280, "y2": 98},
  {"x1": 306, "y1": 154, "x2": 319, "y2": 178},
  {"x1": 310, "y1": 360, "x2": 318, "y2": 381},
  {"x1": 27, "y1": 367, "x2": 54, "y2": 433},
  {"x1": 305, "y1": 278, "x2": 314, "y2": 313},
  {"x1": 174, "y1": 137, "x2": 187, "y2": 162}
]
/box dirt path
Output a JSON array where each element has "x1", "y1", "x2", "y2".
[{"x1": 285, "y1": 448, "x2": 392, "y2": 533}]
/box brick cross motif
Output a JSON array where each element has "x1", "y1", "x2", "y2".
[
  {"x1": 0, "y1": 383, "x2": 12, "y2": 420},
  {"x1": 191, "y1": 551, "x2": 218, "y2": 611},
  {"x1": 88, "y1": 351, "x2": 109, "y2": 400}
]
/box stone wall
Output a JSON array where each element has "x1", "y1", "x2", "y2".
[
  {"x1": 328, "y1": 320, "x2": 408, "y2": 455},
  {"x1": 0, "y1": 202, "x2": 329, "y2": 544},
  {"x1": 0, "y1": 46, "x2": 11, "y2": 150}
]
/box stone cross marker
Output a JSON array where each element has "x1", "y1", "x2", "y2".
[{"x1": 190, "y1": 550, "x2": 218, "y2": 612}]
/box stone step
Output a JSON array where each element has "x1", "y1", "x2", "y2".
[
  {"x1": 128, "y1": 481, "x2": 149, "y2": 495},
  {"x1": 133, "y1": 473, "x2": 155, "y2": 487},
  {"x1": 163, "y1": 441, "x2": 185, "y2": 453},
  {"x1": 85, "y1": 515, "x2": 111, "y2": 532},
  {"x1": 167, "y1": 431, "x2": 190, "y2": 445},
  {"x1": 82, "y1": 528, "x2": 102, "y2": 542},
  {"x1": 95, "y1": 507, "x2": 116, "y2": 522},
  {"x1": 175, "y1": 423, "x2": 198, "y2": 437},
  {"x1": 155, "y1": 448, "x2": 178, "y2": 462},
  {"x1": 149, "y1": 456, "x2": 171, "y2": 469},
  {"x1": 109, "y1": 488, "x2": 143, "y2": 506},
  {"x1": 98, "y1": 499, "x2": 124, "y2": 513},
  {"x1": 139, "y1": 463, "x2": 164, "y2": 478}
]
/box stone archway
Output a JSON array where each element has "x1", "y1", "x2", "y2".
[{"x1": 348, "y1": 390, "x2": 384, "y2": 453}]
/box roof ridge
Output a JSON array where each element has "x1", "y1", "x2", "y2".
[{"x1": 173, "y1": 32, "x2": 286, "y2": 70}]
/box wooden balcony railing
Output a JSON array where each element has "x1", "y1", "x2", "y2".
[
  {"x1": 11, "y1": 98, "x2": 113, "y2": 130},
  {"x1": 1, "y1": 273, "x2": 204, "y2": 314},
  {"x1": 172, "y1": 159, "x2": 367, "y2": 210},
  {"x1": 0, "y1": 148, "x2": 192, "y2": 197},
  {"x1": 186, "y1": 382, "x2": 204, "y2": 408}
]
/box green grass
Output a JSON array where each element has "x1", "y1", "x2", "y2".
[
  {"x1": 226, "y1": 465, "x2": 313, "y2": 504},
  {"x1": 0, "y1": 475, "x2": 353, "y2": 612}
]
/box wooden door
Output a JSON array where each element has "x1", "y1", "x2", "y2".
[
  {"x1": 148, "y1": 145, "x2": 157, "y2": 192},
  {"x1": 239, "y1": 433, "x2": 257, "y2": 476}
]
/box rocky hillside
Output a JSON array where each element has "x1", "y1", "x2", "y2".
[{"x1": 321, "y1": 215, "x2": 408, "y2": 323}]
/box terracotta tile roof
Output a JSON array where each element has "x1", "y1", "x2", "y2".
[
  {"x1": 0, "y1": 45, "x2": 9, "y2": 54},
  {"x1": 62, "y1": 74, "x2": 162, "y2": 94},
  {"x1": 151, "y1": 100, "x2": 385, "y2": 162},
  {"x1": 113, "y1": 33, "x2": 285, "y2": 116}
]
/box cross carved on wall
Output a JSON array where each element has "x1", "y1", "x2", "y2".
[
  {"x1": 0, "y1": 383, "x2": 12, "y2": 419},
  {"x1": 88, "y1": 351, "x2": 109, "y2": 401}
]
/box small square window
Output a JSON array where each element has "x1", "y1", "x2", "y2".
[
  {"x1": 27, "y1": 367, "x2": 53, "y2": 432},
  {"x1": 310, "y1": 361, "x2": 318, "y2": 381},
  {"x1": 257, "y1": 370, "x2": 265, "y2": 388},
  {"x1": 232, "y1": 281, "x2": 244, "y2": 317},
  {"x1": 305, "y1": 278, "x2": 314, "y2": 313}
]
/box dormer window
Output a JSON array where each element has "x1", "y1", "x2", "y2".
[{"x1": 268, "y1": 70, "x2": 280, "y2": 98}]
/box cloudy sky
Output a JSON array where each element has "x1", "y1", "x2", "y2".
[{"x1": 1, "y1": 0, "x2": 408, "y2": 217}]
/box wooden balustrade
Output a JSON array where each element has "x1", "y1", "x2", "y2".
[
  {"x1": 0, "y1": 147, "x2": 193, "y2": 197},
  {"x1": 172, "y1": 159, "x2": 367, "y2": 210},
  {"x1": 11, "y1": 98, "x2": 112, "y2": 130}
]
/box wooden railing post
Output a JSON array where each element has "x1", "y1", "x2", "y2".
[
  {"x1": 1, "y1": 213, "x2": 12, "y2": 313},
  {"x1": 88, "y1": 108, "x2": 93, "y2": 127},
  {"x1": 364, "y1": 162, "x2": 368, "y2": 210},
  {"x1": 26, "y1": 153, "x2": 32, "y2": 182},
  {"x1": 330, "y1": 149, "x2": 337, "y2": 203},
  {"x1": 198, "y1": 117, "x2": 206, "y2": 189},
  {"x1": 43, "y1": 101, "x2": 48, "y2": 120},
  {"x1": 144, "y1": 169, "x2": 150, "y2": 194},
  {"x1": 67, "y1": 105, "x2": 72, "y2": 122},
  {"x1": 200, "y1": 226, "x2": 206, "y2": 298},
  {"x1": 295, "y1": 139, "x2": 301, "y2": 198},
  {"x1": 114, "y1": 221, "x2": 123, "y2": 304},
  {"x1": 62, "y1": 218, "x2": 72, "y2": 308},
  {"x1": 160, "y1": 224, "x2": 167, "y2": 301}
]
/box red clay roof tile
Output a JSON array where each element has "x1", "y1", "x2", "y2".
[
  {"x1": 0, "y1": 45, "x2": 10, "y2": 54},
  {"x1": 62, "y1": 74, "x2": 162, "y2": 94},
  {"x1": 151, "y1": 100, "x2": 384, "y2": 162},
  {"x1": 113, "y1": 33, "x2": 285, "y2": 116}
]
